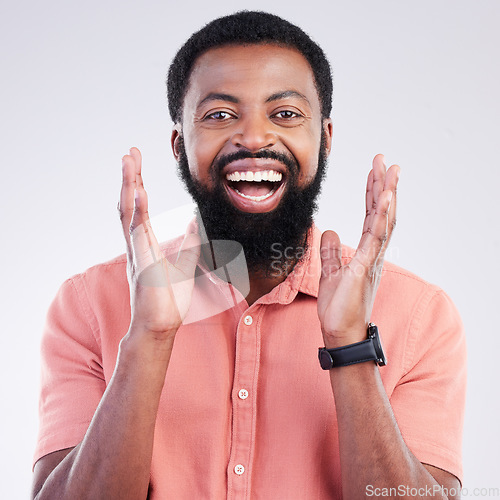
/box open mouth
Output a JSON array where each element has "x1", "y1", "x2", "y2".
[{"x1": 223, "y1": 168, "x2": 287, "y2": 213}]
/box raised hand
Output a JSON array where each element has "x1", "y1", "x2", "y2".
[
  {"x1": 317, "y1": 154, "x2": 400, "y2": 348},
  {"x1": 119, "y1": 147, "x2": 200, "y2": 338}
]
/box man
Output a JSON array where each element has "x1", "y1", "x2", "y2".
[{"x1": 32, "y1": 11, "x2": 466, "y2": 500}]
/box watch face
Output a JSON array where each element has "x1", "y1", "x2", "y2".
[{"x1": 318, "y1": 349, "x2": 334, "y2": 370}]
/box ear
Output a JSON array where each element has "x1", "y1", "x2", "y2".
[
  {"x1": 171, "y1": 124, "x2": 182, "y2": 161},
  {"x1": 322, "y1": 118, "x2": 333, "y2": 156}
]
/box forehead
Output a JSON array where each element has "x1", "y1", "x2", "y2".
[{"x1": 184, "y1": 44, "x2": 320, "y2": 112}]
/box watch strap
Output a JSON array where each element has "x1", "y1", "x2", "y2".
[{"x1": 320, "y1": 338, "x2": 378, "y2": 368}]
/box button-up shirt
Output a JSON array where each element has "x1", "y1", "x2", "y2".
[{"x1": 35, "y1": 224, "x2": 466, "y2": 499}]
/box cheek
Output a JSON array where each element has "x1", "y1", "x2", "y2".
[
  {"x1": 297, "y1": 160, "x2": 319, "y2": 186},
  {"x1": 285, "y1": 129, "x2": 322, "y2": 185},
  {"x1": 183, "y1": 131, "x2": 222, "y2": 184}
]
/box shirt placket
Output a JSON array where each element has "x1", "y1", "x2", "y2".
[{"x1": 227, "y1": 308, "x2": 261, "y2": 500}]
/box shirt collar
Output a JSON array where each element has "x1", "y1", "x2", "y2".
[
  {"x1": 253, "y1": 225, "x2": 355, "y2": 306},
  {"x1": 257, "y1": 224, "x2": 322, "y2": 305},
  {"x1": 184, "y1": 218, "x2": 353, "y2": 306}
]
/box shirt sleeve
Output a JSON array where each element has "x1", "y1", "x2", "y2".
[
  {"x1": 33, "y1": 276, "x2": 106, "y2": 467},
  {"x1": 389, "y1": 288, "x2": 466, "y2": 483}
]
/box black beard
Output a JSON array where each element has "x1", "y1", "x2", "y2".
[{"x1": 176, "y1": 133, "x2": 328, "y2": 276}]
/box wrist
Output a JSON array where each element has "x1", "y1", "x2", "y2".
[
  {"x1": 319, "y1": 323, "x2": 386, "y2": 370},
  {"x1": 119, "y1": 326, "x2": 177, "y2": 372},
  {"x1": 322, "y1": 328, "x2": 367, "y2": 349},
  {"x1": 107, "y1": 332, "x2": 173, "y2": 417},
  {"x1": 128, "y1": 318, "x2": 179, "y2": 344}
]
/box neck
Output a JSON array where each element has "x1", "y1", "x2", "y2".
[
  {"x1": 245, "y1": 264, "x2": 294, "y2": 306},
  {"x1": 199, "y1": 242, "x2": 300, "y2": 306}
]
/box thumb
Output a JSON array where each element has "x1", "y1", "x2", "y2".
[
  {"x1": 175, "y1": 233, "x2": 201, "y2": 278},
  {"x1": 320, "y1": 230, "x2": 342, "y2": 279}
]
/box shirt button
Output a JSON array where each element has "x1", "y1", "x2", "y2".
[
  {"x1": 244, "y1": 315, "x2": 253, "y2": 326},
  {"x1": 234, "y1": 464, "x2": 245, "y2": 475},
  {"x1": 238, "y1": 389, "x2": 249, "y2": 400}
]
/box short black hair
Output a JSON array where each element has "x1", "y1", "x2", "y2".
[{"x1": 167, "y1": 10, "x2": 333, "y2": 123}]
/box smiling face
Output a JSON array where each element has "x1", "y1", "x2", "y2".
[
  {"x1": 173, "y1": 44, "x2": 332, "y2": 211},
  {"x1": 171, "y1": 43, "x2": 333, "y2": 274}
]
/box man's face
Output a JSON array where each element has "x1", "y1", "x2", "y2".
[{"x1": 172, "y1": 44, "x2": 333, "y2": 273}]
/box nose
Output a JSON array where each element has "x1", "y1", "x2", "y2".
[{"x1": 230, "y1": 112, "x2": 277, "y2": 152}]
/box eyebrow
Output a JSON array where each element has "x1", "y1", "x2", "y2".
[
  {"x1": 196, "y1": 90, "x2": 311, "y2": 110},
  {"x1": 197, "y1": 93, "x2": 239, "y2": 109},
  {"x1": 265, "y1": 90, "x2": 310, "y2": 105}
]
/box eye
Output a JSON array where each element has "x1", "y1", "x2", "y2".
[
  {"x1": 205, "y1": 110, "x2": 234, "y2": 121},
  {"x1": 273, "y1": 110, "x2": 302, "y2": 120}
]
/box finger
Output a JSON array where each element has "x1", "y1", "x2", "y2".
[
  {"x1": 129, "y1": 147, "x2": 144, "y2": 189},
  {"x1": 320, "y1": 230, "x2": 342, "y2": 280},
  {"x1": 363, "y1": 155, "x2": 386, "y2": 235},
  {"x1": 119, "y1": 153, "x2": 137, "y2": 252},
  {"x1": 371, "y1": 154, "x2": 387, "y2": 213},
  {"x1": 358, "y1": 157, "x2": 399, "y2": 264},
  {"x1": 383, "y1": 163, "x2": 399, "y2": 193},
  {"x1": 379, "y1": 164, "x2": 400, "y2": 257},
  {"x1": 175, "y1": 233, "x2": 201, "y2": 280},
  {"x1": 363, "y1": 169, "x2": 374, "y2": 235},
  {"x1": 166, "y1": 234, "x2": 201, "y2": 324},
  {"x1": 356, "y1": 189, "x2": 393, "y2": 267},
  {"x1": 130, "y1": 185, "x2": 164, "y2": 277}
]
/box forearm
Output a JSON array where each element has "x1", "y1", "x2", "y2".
[
  {"x1": 331, "y1": 363, "x2": 448, "y2": 499},
  {"x1": 35, "y1": 329, "x2": 175, "y2": 500}
]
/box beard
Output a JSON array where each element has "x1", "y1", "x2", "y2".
[{"x1": 176, "y1": 132, "x2": 328, "y2": 276}]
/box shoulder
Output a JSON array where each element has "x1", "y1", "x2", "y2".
[
  {"x1": 374, "y1": 257, "x2": 462, "y2": 331},
  {"x1": 340, "y1": 243, "x2": 444, "y2": 305},
  {"x1": 372, "y1": 258, "x2": 464, "y2": 377},
  {"x1": 58, "y1": 234, "x2": 186, "y2": 312},
  {"x1": 68, "y1": 234, "x2": 186, "y2": 286},
  {"x1": 376, "y1": 259, "x2": 461, "y2": 330},
  {"x1": 379, "y1": 259, "x2": 442, "y2": 301}
]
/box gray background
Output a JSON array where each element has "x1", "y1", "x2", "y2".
[{"x1": 1, "y1": 0, "x2": 498, "y2": 497}]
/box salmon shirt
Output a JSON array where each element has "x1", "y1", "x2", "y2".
[{"x1": 34, "y1": 225, "x2": 466, "y2": 499}]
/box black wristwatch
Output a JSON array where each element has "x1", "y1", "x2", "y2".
[{"x1": 318, "y1": 323, "x2": 387, "y2": 369}]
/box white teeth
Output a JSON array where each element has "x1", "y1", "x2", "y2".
[
  {"x1": 227, "y1": 170, "x2": 282, "y2": 202},
  {"x1": 234, "y1": 188, "x2": 276, "y2": 201},
  {"x1": 226, "y1": 170, "x2": 282, "y2": 182}
]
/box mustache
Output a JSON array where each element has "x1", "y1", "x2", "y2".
[{"x1": 212, "y1": 149, "x2": 299, "y2": 176}]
